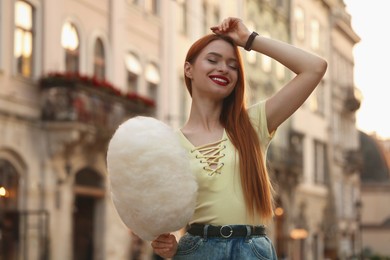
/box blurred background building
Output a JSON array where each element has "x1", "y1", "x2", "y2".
[{"x1": 0, "y1": 0, "x2": 389, "y2": 259}]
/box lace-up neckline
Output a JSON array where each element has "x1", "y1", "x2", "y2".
[{"x1": 191, "y1": 138, "x2": 227, "y2": 176}]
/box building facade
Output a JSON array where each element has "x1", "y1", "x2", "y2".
[
  {"x1": 327, "y1": 0, "x2": 362, "y2": 258},
  {"x1": 0, "y1": 0, "x2": 158, "y2": 259},
  {"x1": 0, "y1": 0, "x2": 363, "y2": 259},
  {"x1": 359, "y1": 132, "x2": 390, "y2": 258}
]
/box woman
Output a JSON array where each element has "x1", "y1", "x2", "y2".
[{"x1": 151, "y1": 17, "x2": 327, "y2": 259}]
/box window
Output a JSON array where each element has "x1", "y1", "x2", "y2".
[
  {"x1": 202, "y1": 1, "x2": 208, "y2": 35},
  {"x1": 93, "y1": 38, "x2": 105, "y2": 80},
  {"x1": 145, "y1": 0, "x2": 158, "y2": 15},
  {"x1": 125, "y1": 53, "x2": 141, "y2": 93},
  {"x1": 310, "y1": 19, "x2": 320, "y2": 50},
  {"x1": 312, "y1": 233, "x2": 319, "y2": 259},
  {"x1": 295, "y1": 7, "x2": 305, "y2": 41},
  {"x1": 127, "y1": 0, "x2": 139, "y2": 5},
  {"x1": 213, "y1": 7, "x2": 220, "y2": 27},
  {"x1": 14, "y1": 0, "x2": 34, "y2": 77},
  {"x1": 314, "y1": 141, "x2": 327, "y2": 184},
  {"x1": 335, "y1": 180, "x2": 343, "y2": 217},
  {"x1": 276, "y1": 0, "x2": 284, "y2": 9},
  {"x1": 177, "y1": 0, "x2": 187, "y2": 34},
  {"x1": 61, "y1": 22, "x2": 80, "y2": 73},
  {"x1": 145, "y1": 63, "x2": 160, "y2": 102},
  {"x1": 276, "y1": 63, "x2": 285, "y2": 80},
  {"x1": 309, "y1": 80, "x2": 325, "y2": 115},
  {"x1": 289, "y1": 132, "x2": 304, "y2": 169}
]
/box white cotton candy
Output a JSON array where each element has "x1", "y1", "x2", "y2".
[{"x1": 106, "y1": 116, "x2": 197, "y2": 241}]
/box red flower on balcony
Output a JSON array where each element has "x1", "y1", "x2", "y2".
[{"x1": 39, "y1": 71, "x2": 155, "y2": 107}]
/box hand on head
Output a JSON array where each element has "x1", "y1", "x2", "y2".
[
  {"x1": 210, "y1": 17, "x2": 251, "y2": 47},
  {"x1": 151, "y1": 233, "x2": 178, "y2": 258}
]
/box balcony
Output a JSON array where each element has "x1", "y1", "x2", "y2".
[
  {"x1": 267, "y1": 144, "x2": 303, "y2": 190},
  {"x1": 40, "y1": 72, "x2": 154, "y2": 126},
  {"x1": 39, "y1": 72, "x2": 155, "y2": 156},
  {"x1": 343, "y1": 87, "x2": 361, "y2": 112},
  {"x1": 268, "y1": 145, "x2": 303, "y2": 172},
  {"x1": 343, "y1": 149, "x2": 363, "y2": 174}
]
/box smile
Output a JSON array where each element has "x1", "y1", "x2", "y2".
[{"x1": 209, "y1": 75, "x2": 230, "y2": 86}]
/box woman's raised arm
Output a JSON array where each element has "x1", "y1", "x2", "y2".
[{"x1": 211, "y1": 17, "x2": 328, "y2": 133}]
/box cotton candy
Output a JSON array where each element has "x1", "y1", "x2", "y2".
[{"x1": 106, "y1": 116, "x2": 197, "y2": 241}]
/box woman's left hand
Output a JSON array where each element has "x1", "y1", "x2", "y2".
[{"x1": 210, "y1": 17, "x2": 251, "y2": 47}]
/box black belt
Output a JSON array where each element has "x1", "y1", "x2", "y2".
[{"x1": 187, "y1": 224, "x2": 267, "y2": 238}]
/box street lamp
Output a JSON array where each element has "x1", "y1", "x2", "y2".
[
  {"x1": 290, "y1": 228, "x2": 308, "y2": 240},
  {"x1": 0, "y1": 186, "x2": 8, "y2": 197}
]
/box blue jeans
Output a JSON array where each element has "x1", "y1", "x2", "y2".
[{"x1": 173, "y1": 231, "x2": 277, "y2": 260}]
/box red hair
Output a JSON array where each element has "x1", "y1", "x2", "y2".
[{"x1": 184, "y1": 34, "x2": 274, "y2": 221}]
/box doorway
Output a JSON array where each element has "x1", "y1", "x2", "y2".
[{"x1": 72, "y1": 168, "x2": 105, "y2": 260}]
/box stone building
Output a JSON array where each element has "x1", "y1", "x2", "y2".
[
  {"x1": 0, "y1": 0, "x2": 362, "y2": 259},
  {"x1": 359, "y1": 132, "x2": 390, "y2": 258},
  {"x1": 326, "y1": 1, "x2": 362, "y2": 258},
  {"x1": 0, "y1": 0, "x2": 158, "y2": 259}
]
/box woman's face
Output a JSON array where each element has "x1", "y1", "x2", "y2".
[{"x1": 185, "y1": 39, "x2": 239, "y2": 100}]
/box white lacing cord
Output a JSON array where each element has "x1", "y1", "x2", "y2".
[{"x1": 191, "y1": 138, "x2": 227, "y2": 176}]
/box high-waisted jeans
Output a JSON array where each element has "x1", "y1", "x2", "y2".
[{"x1": 172, "y1": 227, "x2": 277, "y2": 260}]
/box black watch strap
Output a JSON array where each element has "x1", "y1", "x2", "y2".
[{"x1": 244, "y1": 31, "x2": 259, "y2": 51}]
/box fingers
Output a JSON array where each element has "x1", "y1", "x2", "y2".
[
  {"x1": 151, "y1": 234, "x2": 178, "y2": 258},
  {"x1": 151, "y1": 234, "x2": 171, "y2": 249},
  {"x1": 210, "y1": 17, "x2": 241, "y2": 33}
]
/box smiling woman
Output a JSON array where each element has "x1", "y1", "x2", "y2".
[
  {"x1": 184, "y1": 38, "x2": 239, "y2": 99},
  {"x1": 345, "y1": 0, "x2": 390, "y2": 139},
  {"x1": 149, "y1": 17, "x2": 327, "y2": 259}
]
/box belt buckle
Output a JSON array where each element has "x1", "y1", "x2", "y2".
[{"x1": 220, "y1": 225, "x2": 233, "y2": 238}]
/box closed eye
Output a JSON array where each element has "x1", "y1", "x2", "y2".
[
  {"x1": 228, "y1": 62, "x2": 238, "y2": 70},
  {"x1": 228, "y1": 64, "x2": 238, "y2": 70}
]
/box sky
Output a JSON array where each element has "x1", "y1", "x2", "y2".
[{"x1": 344, "y1": 0, "x2": 390, "y2": 139}]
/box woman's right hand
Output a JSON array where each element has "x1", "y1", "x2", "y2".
[
  {"x1": 151, "y1": 233, "x2": 178, "y2": 258},
  {"x1": 210, "y1": 17, "x2": 251, "y2": 48}
]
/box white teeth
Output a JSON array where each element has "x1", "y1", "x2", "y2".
[{"x1": 211, "y1": 77, "x2": 228, "y2": 83}]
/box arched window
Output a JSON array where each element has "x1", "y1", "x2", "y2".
[
  {"x1": 0, "y1": 159, "x2": 19, "y2": 209},
  {"x1": 145, "y1": 63, "x2": 160, "y2": 102},
  {"x1": 61, "y1": 21, "x2": 80, "y2": 73},
  {"x1": 93, "y1": 38, "x2": 105, "y2": 80},
  {"x1": 125, "y1": 53, "x2": 141, "y2": 93},
  {"x1": 14, "y1": 0, "x2": 34, "y2": 77}
]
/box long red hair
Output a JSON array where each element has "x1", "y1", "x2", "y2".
[{"x1": 184, "y1": 34, "x2": 274, "y2": 221}]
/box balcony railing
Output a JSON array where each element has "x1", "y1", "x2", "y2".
[
  {"x1": 39, "y1": 72, "x2": 155, "y2": 131},
  {"x1": 343, "y1": 149, "x2": 363, "y2": 174},
  {"x1": 267, "y1": 144, "x2": 303, "y2": 172},
  {"x1": 267, "y1": 144, "x2": 304, "y2": 191},
  {"x1": 343, "y1": 87, "x2": 361, "y2": 112}
]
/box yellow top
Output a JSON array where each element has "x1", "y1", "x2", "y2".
[{"x1": 177, "y1": 101, "x2": 274, "y2": 226}]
